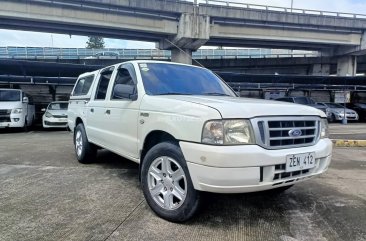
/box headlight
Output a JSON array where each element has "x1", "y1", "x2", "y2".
[
  {"x1": 320, "y1": 119, "x2": 329, "y2": 139},
  {"x1": 12, "y1": 108, "x2": 22, "y2": 114},
  {"x1": 202, "y1": 119, "x2": 255, "y2": 145},
  {"x1": 45, "y1": 112, "x2": 53, "y2": 118}
]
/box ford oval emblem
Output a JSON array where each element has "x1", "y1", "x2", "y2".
[{"x1": 289, "y1": 129, "x2": 302, "y2": 137}]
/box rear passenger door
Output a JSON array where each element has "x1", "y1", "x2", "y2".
[{"x1": 86, "y1": 66, "x2": 115, "y2": 145}]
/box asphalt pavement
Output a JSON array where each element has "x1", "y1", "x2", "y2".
[{"x1": 0, "y1": 130, "x2": 365, "y2": 241}]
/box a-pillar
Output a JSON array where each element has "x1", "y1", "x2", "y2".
[{"x1": 337, "y1": 56, "x2": 357, "y2": 76}]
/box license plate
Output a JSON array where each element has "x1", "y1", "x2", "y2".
[{"x1": 286, "y1": 152, "x2": 315, "y2": 172}]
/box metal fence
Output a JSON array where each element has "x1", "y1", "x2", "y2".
[
  {"x1": 0, "y1": 47, "x2": 317, "y2": 60},
  {"x1": 188, "y1": 0, "x2": 366, "y2": 19}
]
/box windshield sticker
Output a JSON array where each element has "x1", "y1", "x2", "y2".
[
  {"x1": 139, "y1": 64, "x2": 147, "y2": 68},
  {"x1": 141, "y1": 67, "x2": 149, "y2": 72}
]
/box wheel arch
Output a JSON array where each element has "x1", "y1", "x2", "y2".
[{"x1": 139, "y1": 130, "x2": 179, "y2": 181}]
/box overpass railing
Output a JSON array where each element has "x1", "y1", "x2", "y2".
[
  {"x1": 190, "y1": 0, "x2": 366, "y2": 19},
  {"x1": 0, "y1": 47, "x2": 317, "y2": 60}
]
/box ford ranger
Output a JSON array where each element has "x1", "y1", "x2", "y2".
[{"x1": 67, "y1": 61, "x2": 332, "y2": 222}]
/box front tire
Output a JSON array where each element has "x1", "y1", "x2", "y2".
[
  {"x1": 74, "y1": 123, "x2": 97, "y2": 164},
  {"x1": 141, "y1": 142, "x2": 201, "y2": 222},
  {"x1": 22, "y1": 119, "x2": 28, "y2": 132}
]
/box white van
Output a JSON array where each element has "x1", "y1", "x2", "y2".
[{"x1": 0, "y1": 88, "x2": 35, "y2": 130}]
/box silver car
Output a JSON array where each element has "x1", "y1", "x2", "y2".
[
  {"x1": 317, "y1": 102, "x2": 359, "y2": 122},
  {"x1": 42, "y1": 101, "x2": 69, "y2": 128}
]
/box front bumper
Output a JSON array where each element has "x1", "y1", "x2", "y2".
[
  {"x1": 180, "y1": 139, "x2": 332, "y2": 193},
  {"x1": 334, "y1": 113, "x2": 359, "y2": 121},
  {"x1": 0, "y1": 114, "x2": 25, "y2": 128},
  {"x1": 43, "y1": 117, "x2": 68, "y2": 128}
]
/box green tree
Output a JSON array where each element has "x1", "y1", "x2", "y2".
[{"x1": 86, "y1": 36, "x2": 105, "y2": 49}]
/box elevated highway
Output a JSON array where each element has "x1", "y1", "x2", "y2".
[{"x1": 1, "y1": 0, "x2": 366, "y2": 75}]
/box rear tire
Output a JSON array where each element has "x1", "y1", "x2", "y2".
[
  {"x1": 330, "y1": 114, "x2": 336, "y2": 123},
  {"x1": 141, "y1": 142, "x2": 201, "y2": 222},
  {"x1": 74, "y1": 123, "x2": 97, "y2": 164}
]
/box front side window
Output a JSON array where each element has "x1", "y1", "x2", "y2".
[
  {"x1": 138, "y1": 63, "x2": 235, "y2": 96},
  {"x1": 111, "y1": 67, "x2": 135, "y2": 100},
  {"x1": 0, "y1": 90, "x2": 21, "y2": 101},
  {"x1": 73, "y1": 75, "x2": 94, "y2": 96},
  {"x1": 95, "y1": 68, "x2": 114, "y2": 100}
]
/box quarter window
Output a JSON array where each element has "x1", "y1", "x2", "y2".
[{"x1": 73, "y1": 75, "x2": 94, "y2": 96}]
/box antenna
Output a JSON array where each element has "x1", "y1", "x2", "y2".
[{"x1": 164, "y1": 38, "x2": 206, "y2": 68}]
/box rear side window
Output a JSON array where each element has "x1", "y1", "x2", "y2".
[{"x1": 73, "y1": 75, "x2": 94, "y2": 96}]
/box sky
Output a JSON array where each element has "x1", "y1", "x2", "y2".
[{"x1": 0, "y1": 0, "x2": 365, "y2": 49}]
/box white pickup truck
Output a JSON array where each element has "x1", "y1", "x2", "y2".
[
  {"x1": 68, "y1": 61, "x2": 332, "y2": 222},
  {"x1": 0, "y1": 88, "x2": 35, "y2": 131}
]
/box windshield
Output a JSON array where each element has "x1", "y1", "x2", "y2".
[
  {"x1": 48, "y1": 103, "x2": 68, "y2": 110},
  {"x1": 325, "y1": 103, "x2": 344, "y2": 108},
  {"x1": 0, "y1": 90, "x2": 21, "y2": 101},
  {"x1": 139, "y1": 63, "x2": 235, "y2": 96}
]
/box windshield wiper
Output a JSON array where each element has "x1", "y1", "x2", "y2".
[{"x1": 202, "y1": 93, "x2": 231, "y2": 96}]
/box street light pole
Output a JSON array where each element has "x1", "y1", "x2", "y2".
[{"x1": 291, "y1": 0, "x2": 294, "y2": 12}]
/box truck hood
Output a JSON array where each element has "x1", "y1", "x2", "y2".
[
  {"x1": 160, "y1": 95, "x2": 326, "y2": 118},
  {"x1": 0, "y1": 101, "x2": 21, "y2": 110}
]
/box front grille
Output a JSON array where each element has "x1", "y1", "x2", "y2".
[
  {"x1": 45, "y1": 121, "x2": 67, "y2": 126},
  {"x1": 253, "y1": 117, "x2": 320, "y2": 149},
  {"x1": 0, "y1": 110, "x2": 11, "y2": 123},
  {"x1": 52, "y1": 115, "x2": 67, "y2": 118},
  {"x1": 0, "y1": 109, "x2": 11, "y2": 115},
  {"x1": 0, "y1": 117, "x2": 11, "y2": 122}
]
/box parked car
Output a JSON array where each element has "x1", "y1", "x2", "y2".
[
  {"x1": 275, "y1": 96, "x2": 331, "y2": 119},
  {"x1": 346, "y1": 103, "x2": 366, "y2": 122},
  {"x1": 68, "y1": 61, "x2": 332, "y2": 222},
  {"x1": 42, "y1": 101, "x2": 69, "y2": 128},
  {"x1": 85, "y1": 51, "x2": 119, "y2": 59},
  {"x1": 0, "y1": 88, "x2": 35, "y2": 131},
  {"x1": 317, "y1": 102, "x2": 359, "y2": 122}
]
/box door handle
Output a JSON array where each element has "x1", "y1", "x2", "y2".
[
  {"x1": 105, "y1": 109, "x2": 111, "y2": 115},
  {"x1": 90, "y1": 108, "x2": 94, "y2": 113}
]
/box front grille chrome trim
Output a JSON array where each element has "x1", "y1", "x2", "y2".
[{"x1": 251, "y1": 116, "x2": 321, "y2": 150}]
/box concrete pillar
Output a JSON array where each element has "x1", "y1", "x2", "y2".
[
  {"x1": 337, "y1": 56, "x2": 357, "y2": 76},
  {"x1": 171, "y1": 49, "x2": 192, "y2": 65},
  {"x1": 311, "y1": 64, "x2": 330, "y2": 76},
  {"x1": 159, "y1": 13, "x2": 209, "y2": 64}
]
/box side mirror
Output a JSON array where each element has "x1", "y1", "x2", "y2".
[
  {"x1": 113, "y1": 84, "x2": 137, "y2": 101},
  {"x1": 41, "y1": 108, "x2": 46, "y2": 112},
  {"x1": 22, "y1": 97, "x2": 29, "y2": 103}
]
